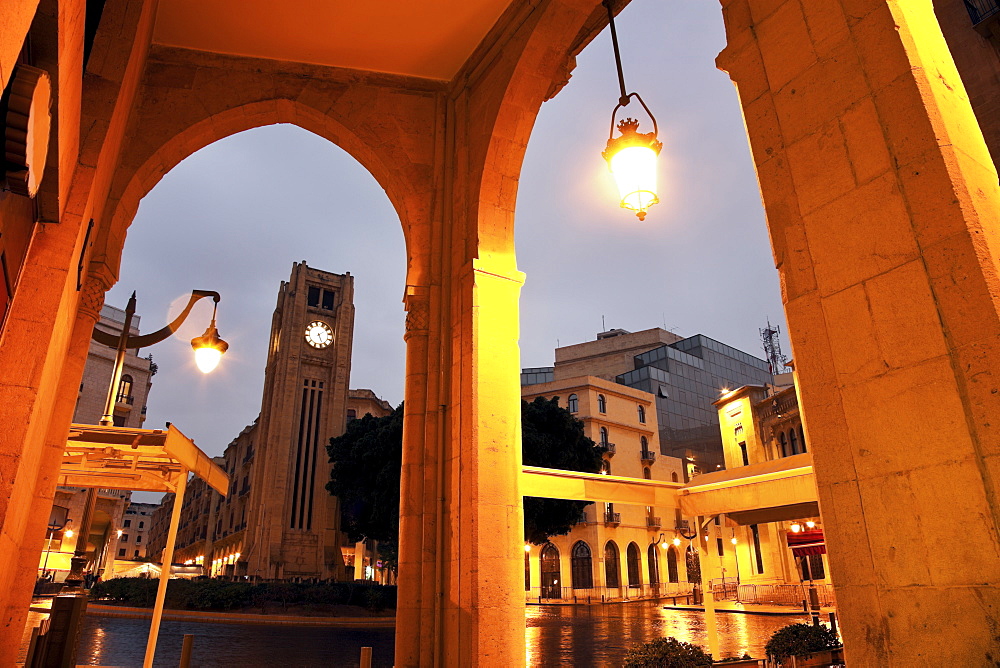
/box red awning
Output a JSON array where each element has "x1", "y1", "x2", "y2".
[{"x1": 787, "y1": 529, "x2": 826, "y2": 557}]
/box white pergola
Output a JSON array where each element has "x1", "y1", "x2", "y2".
[{"x1": 60, "y1": 423, "x2": 228, "y2": 668}]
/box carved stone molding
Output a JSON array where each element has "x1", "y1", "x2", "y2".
[{"x1": 78, "y1": 274, "x2": 108, "y2": 322}]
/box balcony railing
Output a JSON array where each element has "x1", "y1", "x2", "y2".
[
  {"x1": 757, "y1": 391, "x2": 798, "y2": 419},
  {"x1": 115, "y1": 394, "x2": 134, "y2": 405},
  {"x1": 965, "y1": 0, "x2": 1000, "y2": 26},
  {"x1": 598, "y1": 442, "x2": 616, "y2": 456},
  {"x1": 646, "y1": 516, "x2": 662, "y2": 528},
  {"x1": 640, "y1": 450, "x2": 656, "y2": 463},
  {"x1": 604, "y1": 511, "x2": 621, "y2": 525}
]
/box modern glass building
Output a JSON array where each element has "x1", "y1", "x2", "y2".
[
  {"x1": 525, "y1": 329, "x2": 773, "y2": 476},
  {"x1": 615, "y1": 334, "x2": 772, "y2": 474}
]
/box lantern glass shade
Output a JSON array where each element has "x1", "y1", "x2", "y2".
[
  {"x1": 194, "y1": 346, "x2": 223, "y2": 374},
  {"x1": 610, "y1": 145, "x2": 659, "y2": 217}
]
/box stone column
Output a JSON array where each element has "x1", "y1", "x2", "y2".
[{"x1": 718, "y1": 0, "x2": 1000, "y2": 664}]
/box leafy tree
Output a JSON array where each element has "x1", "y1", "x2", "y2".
[
  {"x1": 327, "y1": 397, "x2": 604, "y2": 552},
  {"x1": 521, "y1": 396, "x2": 603, "y2": 544},
  {"x1": 765, "y1": 623, "x2": 841, "y2": 664}
]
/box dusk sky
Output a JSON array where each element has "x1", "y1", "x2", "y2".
[{"x1": 107, "y1": 0, "x2": 786, "y2": 469}]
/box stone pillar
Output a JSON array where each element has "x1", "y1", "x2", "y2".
[
  {"x1": 0, "y1": 272, "x2": 104, "y2": 659},
  {"x1": 397, "y1": 256, "x2": 527, "y2": 666},
  {"x1": 718, "y1": 1, "x2": 1000, "y2": 664}
]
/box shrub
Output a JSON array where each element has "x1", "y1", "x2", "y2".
[
  {"x1": 623, "y1": 637, "x2": 714, "y2": 667},
  {"x1": 765, "y1": 623, "x2": 841, "y2": 664}
]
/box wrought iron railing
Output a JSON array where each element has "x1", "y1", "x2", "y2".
[
  {"x1": 598, "y1": 442, "x2": 616, "y2": 456},
  {"x1": 640, "y1": 450, "x2": 656, "y2": 463},
  {"x1": 646, "y1": 516, "x2": 661, "y2": 528},
  {"x1": 965, "y1": 0, "x2": 1000, "y2": 26},
  {"x1": 603, "y1": 511, "x2": 621, "y2": 525},
  {"x1": 526, "y1": 581, "x2": 693, "y2": 603}
]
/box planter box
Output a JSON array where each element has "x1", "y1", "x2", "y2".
[{"x1": 783, "y1": 648, "x2": 844, "y2": 667}]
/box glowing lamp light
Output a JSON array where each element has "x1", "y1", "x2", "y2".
[
  {"x1": 599, "y1": 0, "x2": 662, "y2": 222},
  {"x1": 604, "y1": 118, "x2": 662, "y2": 221},
  {"x1": 64, "y1": 529, "x2": 74, "y2": 538},
  {"x1": 524, "y1": 544, "x2": 532, "y2": 553},
  {"x1": 790, "y1": 523, "x2": 802, "y2": 533},
  {"x1": 672, "y1": 537, "x2": 681, "y2": 547},
  {"x1": 805, "y1": 521, "x2": 816, "y2": 529},
  {"x1": 731, "y1": 537, "x2": 738, "y2": 545},
  {"x1": 191, "y1": 322, "x2": 229, "y2": 373},
  {"x1": 116, "y1": 529, "x2": 124, "y2": 538}
]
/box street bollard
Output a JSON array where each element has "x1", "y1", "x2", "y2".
[
  {"x1": 360, "y1": 646, "x2": 372, "y2": 668},
  {"x1": 179, "y1": 634, "x2": 194, "y2": 668}
]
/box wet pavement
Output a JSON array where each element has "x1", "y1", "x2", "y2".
[{"x1": 22, "y1": 601, "x2": 816, "y2": 666}]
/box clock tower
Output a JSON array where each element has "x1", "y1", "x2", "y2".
[{"x1": 242, "y1": 261, "x2": 355, "y2": 579}]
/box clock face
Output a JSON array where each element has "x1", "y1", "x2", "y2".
[{"x1": 304, "y1": 321, "x2": 333, "y2": 349}]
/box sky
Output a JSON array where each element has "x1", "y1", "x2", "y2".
[{"x1": 107, "y1": 0, "x2": 787, "y2": 466}]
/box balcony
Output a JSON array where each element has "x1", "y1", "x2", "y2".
[
  {"x1": 646, "y1": 516, "x2": 662, "y2": 529},
  {"x1": 965, "y1": 0, "x2": 1000, "y2": 26},
  {"x1": 640, "y1": 450, "x2": 656, "y2": 464},
  {"x1": 115, "y1": 394, "x2": 135, "y2": 406},
  {"x1": 603, "y1": 511, "x2": 621, "y2": 526},
  {"x1": 598, "y1": 442, "x2": 616, "y2": 457}
]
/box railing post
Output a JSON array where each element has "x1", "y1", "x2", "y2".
[{"x1": 178, "y1": 635, "x2": 194, "y2": 668}]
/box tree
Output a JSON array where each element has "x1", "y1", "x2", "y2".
[
  {"x1": 327, "y1": 397, "x2": 604, "y2": 552},
  {"x1": 521, "y1": 396, "x2": 603, "y2": 544}
]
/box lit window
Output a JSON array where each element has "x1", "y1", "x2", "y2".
[
  {"x1": 598, "y1": 394, "x2": 607, "y2": 414},
  {"x1": 116, "y1": 374, "x2": 133, "y2": 403},
  {"x1": 568, "y1": 394, "x2": 578, "y2": 413}
]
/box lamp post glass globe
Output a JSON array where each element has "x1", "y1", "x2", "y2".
[{"x1": 191, "y1": 323, "x2": 229, "y2": 373}]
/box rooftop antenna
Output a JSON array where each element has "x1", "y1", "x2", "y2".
[
  {"x1": 602, "y1": 315, "x2": 606, "y2": 331},
  {"x1": 760, "y1": 318, "x2": 787, "y2": 375}
]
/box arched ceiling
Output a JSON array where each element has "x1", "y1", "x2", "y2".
[{"x1": 152, "y1": 0, "x2": 515, "y2": 81}]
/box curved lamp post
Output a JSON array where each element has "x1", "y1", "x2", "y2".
[
  {"x1": 64, "y1": 290, "x2": 227, "y2": 591},
  {"x1": 601, "y1": 0, "x2": 663, "y2": 221}
]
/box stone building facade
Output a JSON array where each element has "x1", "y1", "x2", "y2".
[
  {"x1": 149, "y1": 263, "x2": 358, "y2": 580},
  {"x1": 74, "y1": 304, "x2": 154, "y2": 428},
  {"x1": 347, "y1": 388, "x2": 394, "y2": 422},
  {"x1": 117, "y1": 501, "x2": 157, "y2": 561},
  {"x1": 533, "y1": 328, "x2": 774, "y2": 474}
]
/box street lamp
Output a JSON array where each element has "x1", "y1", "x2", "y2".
[
  {"x1": 601, "y1": 0, "x2": 662, "y2": 221},
  {"x1": 63, "y1": 289, "x2": 227, "y2": 591}
]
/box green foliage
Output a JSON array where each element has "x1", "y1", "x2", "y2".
[
  {"x1": 326, "y1": 405, "x2": 405, "y2": 558},
  {"x1": 522, "y1": 396, "x2": 604, "y2": 544},
  {"x1": 765, "y1": 623, "x2": 841, "y2": 663},
  {"x1": 715, "y1": 655, "x2": 753, "y2": 663},
  {"x1": 622, "y1": 637, "x2": 714, "y2": 667},
  {"x1": 89, "y1": 577, "x2": 397, "y2": 612},
  {"x1": 327, "y1": 398, "x2": 605, "y2": 547}
]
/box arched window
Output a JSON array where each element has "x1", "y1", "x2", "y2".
[
  {"x1": 671, "y1": 472, "x2": 679, "y2": 482},
  {"x1": 598, "y1": 394, "x2": 607, "y2": 414},
  {"x1": 604, "y1": 541, "x2": 620, "y2": 588},
  {"x1": 789, "y1": 429, "x2": 799, "y2": 455},
  {"x1": 627, "y1": 543, "x2": 642, "y2": 588},
  {"x1": 798, "y1": 425, "x2": 807, "y2": 453},
  {"x1": 666, "y1": 546, "x2": 679, "y2": 582},
  {"x1": 571, "y1": 541, "x2": 593, "y2": 589},
  {"x1": 117, "y1": 374, "x2": 134, "y2": 403},
  {"x1": 540, "y1": 543, "x2": 561, "y2": 599},
  {"x1": 643, "y1": 467, "x2": 651, "y2": 480},
  {"x1": 599, "y1": 427, "x2": 609, "y2": 445},
  {"x1": 647, "y1": 544, "x2": 660, "y2": 585},
  {"x1": 637, "y1": 405, "x2": 646, "y2": 423},
  {"x1": 640, "y1": 436, "x2": 649, "y2": 454},
  {"x1": 778, "y1": 431, "x2": 788, "y2": 457},
  {"x1": 568, "y1": 394, "x2": 578, "y2": 413}
]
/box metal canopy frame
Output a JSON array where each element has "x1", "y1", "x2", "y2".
[
  {"x1": 59, "y1": 422, "x2": 227, "y2": 668},
  {"x1": 61, "y1": 423, "x2": 228, "y2": 495}
]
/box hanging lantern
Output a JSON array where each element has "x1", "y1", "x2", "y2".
[
  {"x1": 600, "y1": 0, "x2": 662, "y2": 221},
  {"x1": 604, "y1": 116, "x2": 661, "y2": 220}
]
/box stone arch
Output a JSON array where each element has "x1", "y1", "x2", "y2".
[{"x1": 91, "y1": 50, "x2": 440, "y2": 292}]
